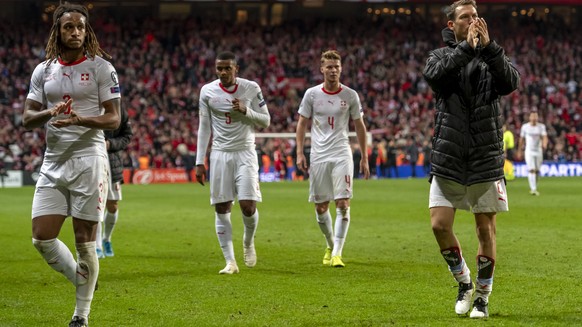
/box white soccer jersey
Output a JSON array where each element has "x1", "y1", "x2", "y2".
[
  {"x1": 520, "y1": 122, "x2": 547, "y2": 154},
  {"x1": 298, "y1": 84, "x2": 363, "y2": 164},
  {"x1": 196, "y1": 78, "x2": 270, "y2": 165},
  {"x1": 27, "y1": 56, "x2": 121, "y2": 161}
]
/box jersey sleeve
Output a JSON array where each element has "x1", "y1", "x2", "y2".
[
  {"x1": 97, "y1": 60, "x2": 121, "y2": 104},
  {"x1": 27, "y1": 63, "x2": 46, "y2": 105},
  {"x1": 196, "y1": 86, "x2": 211, "y2": 165},
  {"x1": 519, "y1": 125, "x2": 526, "y2": 138},
  {"x1": 541, "y1": 124, "x2": 547, "y2": 136},
  {"x1": 244, "y1": 83, "x2": 270, "y2": 128},
  {"x1": 298, "y1": 88, "x2": 313, "y2": 118},
  {"x1": 349, "y1": 89, "x2": 363, "y2": 120}
]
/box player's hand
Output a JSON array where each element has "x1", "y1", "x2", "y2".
[
  {"x1": 360, "y1": 158, "x2": 370, "y2": 180},
  {"x1": 474, "y1": 18, "x2": 490, "y2": 47},
  {"x1": 232, "y1": 98, "x2": 247, "y2": 115},
  {"x1": 51, "y1": 109, "x2": 81, "y2": 128},
  {"x1": 49, "y1": 98, "x2": 73, "y2": 117},
  {"x1": 467, "y1": 23, "x2": 479, "y2": 49},
  {"x1": 296, "y1": 153, "x2": 308, "y2": 172},
  {"x1": 195, "y1": 165, "x2": 206, "y2": 186}
]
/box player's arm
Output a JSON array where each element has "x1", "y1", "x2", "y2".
[
  {"x1": 295, "y1": 114, "x2": 309, "y2": 172},
  {"x1": 518, "y1": 136, "x2": 525, "y2": 156},
  {"x1": 51, "y1": 98, "x2": 121, "y2": 130},
  {"x1": 107, "y1": 107, "x2": 133, "y2": 152},
  {"x1": 233, "y1": 87, "x2": 270, "y2": 128},
  {"x1": 476, "y1": 19, "x2": 520, "y2": 95},
  {"x1": 542, "y1": 134, "x2": 548, "y2": 152},
  {"x1": 353, "y1": 118, "x2": 370, "y2": 180},
  {"x1": 195, "y1": 94, "x2": 211, "y2": 186},
  {"x1": 23, "y1": 98, "x2": 72, "y2": 129},
  {"x1": 423, "y1": 41, "x2": 474, "y2": 93}
]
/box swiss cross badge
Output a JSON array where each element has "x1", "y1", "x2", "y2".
[
  {"x1": 340, "y1": 100, "x2": 347, "y2": 106},
  {"x1": 81, "y1": 73, "x2": 90, "y2": 81}
]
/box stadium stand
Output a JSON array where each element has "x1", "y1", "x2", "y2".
[{"x1": 0, "y1": 3, "x2": 580, "y2": 179}]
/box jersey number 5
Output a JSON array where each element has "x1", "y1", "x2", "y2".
[{"x1": 225, "y1": 112, "x2": 232, "y2": 124}]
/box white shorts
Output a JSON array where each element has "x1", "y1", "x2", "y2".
[
  {"x1": 209, "y1": 149, "x2": 262, "y2": 205},
  {"x1": 525, "y1": 152, "x2": 543, "y2": 171},
  {"x1": 32, "y1": 155, "x2": 109, "y2": 221},
  {"x1": 429, "y1": 176, "x2": 508, "y2": 213},
  {"x1": 308, "y1": 157, "x2": 354, "y2": 203},
  {"x1": 108, "y1": 181, "x2": 122, "y2": 201}
]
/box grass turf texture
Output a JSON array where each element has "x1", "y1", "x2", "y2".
[{"x1": 1, "y1": 177, "x2": 581, "y2": 326}]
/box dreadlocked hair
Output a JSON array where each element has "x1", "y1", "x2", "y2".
[{"x1": 45, "y1": 1, "x2": 110, "y2": 64}]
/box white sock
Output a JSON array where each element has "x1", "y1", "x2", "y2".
[
  {"x1": 215, "y1": 212, "x2": 235, "y2": 262},
  {"x1": 451, "y1": 259, "x2": 471, "y2": 284},
  {"x1": 103, "y1": 210, "x2": 118, "y2": 242},
  {"x1": 528, "y1": 172, "x2": 537, "y2": 191},
  {"x1": 475, "y1": 278, "x2": 493, "y2": 302},
  {"x1": 242, "y1": 210, "x2": 258, "y2": 248},
  {"x1": 332, "y1": 207, "x2": 350, "y2": 257},
  {"x1": 95, "y1": 222, "x2": 103, "y2": 251},
  {"x1": 74, "y1": 242, "x2": 99, "y2": 320},
  {"x1": 316, "y1": 210, "x2": 334, "y2": 249},
  {"x1": 32, "y1": 238, "x2": 77, "y2": 285}
]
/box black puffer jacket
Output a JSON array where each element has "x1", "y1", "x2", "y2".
[
  {"x1": 105, "y1": 107, "x2": 132, "y2": 183},
  {"x1": 423, "y1": 28, "x2": 520, "y2": 185}
]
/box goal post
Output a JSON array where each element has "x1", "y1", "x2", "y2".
[
  {"x1": 256, "y1": 132, "x2": 372, "y2": 145},
  {"x1": 254, "y1": 132, "x2": 372, "y2": 182}
]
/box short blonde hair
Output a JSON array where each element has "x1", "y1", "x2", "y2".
[{"x1": 320, "y1": 50, "x2": 341, "y2": 64}]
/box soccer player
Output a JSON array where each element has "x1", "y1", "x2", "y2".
[
  {"x1": 96, "y1": 106, "x2": 133, "y2": 258},
  {"x1": 22, "y1": 3, "x2": 121, "y2": 327},
  {"x1": 422, "y1": 0, "x2": 519, "y2": 319},
  {"x1": 195, "y1": 51, "x2": 271, "y2": 275},
  {"x1": 519, "y1": 111, "x2": 548, "y2": 195},
  {"x1": 295, "y1": 50, "x2": 370, "y2": 268}
]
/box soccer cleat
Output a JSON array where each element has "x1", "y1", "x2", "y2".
[
  {"x1": 69, "y1": 316, "x2": 88, "y2": 327},
  {"x1": 219, "y1": 261, "x2": 239, "y2": 275},
  {"x1": 96, "y1": 248, "x2": 105, "y2": 259},
  {"x1": 331, "y1": 255, "x2": 345, "y2": 268},
  {"x1": 103, "y1": 240, "x2": 114, "y2": 257},
  {"x1": 322, "y1": 247, "x2": 332, "y2": 265},
  {"x1": 470, "y1": 297, "x2": 489, "y2": 318},
  {"x1": 455, "y1": 282, "x2": 474, "y2": 315},
  {"x1": 530, "y1": 190, "x2": 540, "y2": 196},
  {"x1": 243, "y1": 244, "x2": 257, "y2": 268}
]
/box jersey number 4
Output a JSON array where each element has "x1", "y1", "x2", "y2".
[{"x1": 328, "y1": 116, "x2": 335, "y2": 129}]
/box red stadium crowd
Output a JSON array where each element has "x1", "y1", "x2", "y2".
[{"x1": 1, "y1": 12, "x2": 581, "y2": 177}]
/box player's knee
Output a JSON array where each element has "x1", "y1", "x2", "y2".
[
  {"x1": 431, "y1": 221, "x2": 452, "y2": 235},
  {"x1": 32, "y1": 238, "x2": 54, "y2": 252},
  {"x1": 336, "y1": 199, "x2": 349, "y2": 210},
  {"x1": 315, "y1": 203, "x2": 329, "y2": 215},
  {"x1": 241, "y1": 206, "x2": 256, "y2": 217},
  {"x1": 106, "y1": 201, "x2": 118, "y2": 213},
  {"x1": 476, "y1": 224, "x2": 496, "y2": 241},
  {"x1": 239, "y1": 201, "x2": 256, "y2": 217}
]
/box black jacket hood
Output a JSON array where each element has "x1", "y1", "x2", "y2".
[{"x1": 442, "y1": 27, "x2": 456, "y2": 47}]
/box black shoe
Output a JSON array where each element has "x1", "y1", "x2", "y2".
[
  {"x1": 470, "y1": 297, "x2": 489, "y2": 318},
  {"x1": 69, "y1": 316, "x2": 88, "y2": 327}
]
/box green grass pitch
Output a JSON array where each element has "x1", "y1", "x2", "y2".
[{"x1": 1, "y1": 177, "x2": 581, "y2": 326}]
